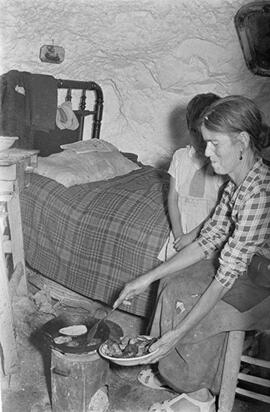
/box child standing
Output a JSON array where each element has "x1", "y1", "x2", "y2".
[{"x1": 159, "y1": 93, "x2": 226, "y2": 261}]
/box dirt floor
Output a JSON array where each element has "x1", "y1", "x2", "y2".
[{"x1": 1, "y1": 269, "x2": 269, "y2": 412}]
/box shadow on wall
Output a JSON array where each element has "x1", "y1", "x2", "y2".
[
  {"x1": 168, "y1": 104, "x2": 190, "y2": 149},
  {"x1": 155, "y1": 104, "x2": 189, "y2": 170}
]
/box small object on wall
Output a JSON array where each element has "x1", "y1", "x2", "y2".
[
  {"x1": 235, "y1": 2, "x2": 270, "y2": 77},
  {"x1": 40, "y1": 44, "x2": 65, "y2": 64}
]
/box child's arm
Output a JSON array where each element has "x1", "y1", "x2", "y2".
[{"x1": 168, "y1": 176, "x2": 183, "y2": 240}]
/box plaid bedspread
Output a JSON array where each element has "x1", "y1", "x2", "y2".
[{"x1": 21, "y1": 166, "x2": 170, "y2": 317}]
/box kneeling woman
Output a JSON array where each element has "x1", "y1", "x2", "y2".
[{"x1": 114, "y1": 95, "x2": 270, "y2": 411}]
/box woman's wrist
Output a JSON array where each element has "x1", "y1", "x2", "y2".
[
  {"x1": 141, "y1": 271, "x2": 158, "y2": 287},
  {"x1": 145, "y1": 262, "x2": 171, "y2": 284}
]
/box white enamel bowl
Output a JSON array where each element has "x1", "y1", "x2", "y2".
[
  {"x1": 0, "y1": 136, "x2": 18, "y2": 151},
  {"x1": 99, "y1": 335, "x2": 158, "y2": 366}
]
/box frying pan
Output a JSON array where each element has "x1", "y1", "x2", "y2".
[{"x1": 42, "y1": 312, "x2": 123, "y2": 354}]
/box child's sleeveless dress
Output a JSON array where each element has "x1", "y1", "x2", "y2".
[{"x1": 158, "y1": 146, "x2": 225, "y2": 261}]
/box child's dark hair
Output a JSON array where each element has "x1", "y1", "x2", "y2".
[
  {"x1": 186, "y1": 93, "x2": 221, "y2": 132},
  {"x1": 186, "y1": 93, "x2": 220, "y2": 155},
  {"x1": 260, "y1": 123, "x2": 270, "y2": 149}
]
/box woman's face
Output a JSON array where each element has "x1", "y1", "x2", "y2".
[{"x1": 201, "y1": 125, "x2": 241, "y2": 175}]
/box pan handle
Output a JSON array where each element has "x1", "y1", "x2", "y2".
[{"x1": 52, "y1": 366, "x2": 70, "y2": 377}]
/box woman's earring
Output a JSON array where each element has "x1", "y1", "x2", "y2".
[{"x1": 239, "y1": 150, "x2": 243, "y2": 160}]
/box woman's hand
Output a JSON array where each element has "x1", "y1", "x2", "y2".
[
  {"x1": 138, "y1": 279, "x2": 228, "y2": 365},
  {"x1": 113, "y1": 274, "x2": 152, "y2": 309},
  {"x1": 137, "y1": 330, "x2": 181, "y2": 364}
]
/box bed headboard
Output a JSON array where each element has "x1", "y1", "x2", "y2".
[{"x1": 33, "y1": 78, "x2": 104, "y2": 156}]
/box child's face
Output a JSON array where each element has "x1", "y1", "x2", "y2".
[{"x1": 189, "y1": 126, "x2": 207, "y2": 157}]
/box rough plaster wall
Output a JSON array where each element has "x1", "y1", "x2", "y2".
[{"x1": 0, "y1": 0, "x2": 269, "y2": 166}]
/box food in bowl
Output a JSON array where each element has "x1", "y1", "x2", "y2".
[{"x1": 101, "y1": 335, "x2": 157, "y2": 358}]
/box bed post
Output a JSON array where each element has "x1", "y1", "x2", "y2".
[
  {"x1": 91, "y1": 82, "x2": 103, "y2": 140},
  {"x1": 57, "y1": 79, "x2": 104, "y2": 140}
]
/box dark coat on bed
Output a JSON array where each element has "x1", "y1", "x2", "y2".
[{"x1": 0, "y1": 70, "x2": 57, "y2": 148}]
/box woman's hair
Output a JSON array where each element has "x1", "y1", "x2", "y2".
[{"x1": 201, "y1": 95, "x2": 268, "y2": 152}]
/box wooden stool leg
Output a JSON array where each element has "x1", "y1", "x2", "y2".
[
  {"x1": 0, "y1": 230, "x2": 18, "y2": 376},
  {"x1": 218, "y1": 330, "x2": 245, "y2": 412},
  {"x1": 7, "y1": 191, "x2": 27, "y2": 295}
]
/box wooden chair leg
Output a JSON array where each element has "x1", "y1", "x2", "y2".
[{"x1": 218, "y1": 330, "x2": 245, "y2": 412}]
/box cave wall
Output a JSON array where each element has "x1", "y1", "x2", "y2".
[{"x1": 0, "y1": 0, "x2": 269, "y2": 166}]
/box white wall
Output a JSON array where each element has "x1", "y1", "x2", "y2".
[{"x1": 0, "y1": 0, "x2": 269, "y2": 166}]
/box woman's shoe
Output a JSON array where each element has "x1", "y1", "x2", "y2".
[
  {"x1": 149, "y1": 392, "x2": 216, "y2": 412},
  {"x1": 138, "y1": 368, "x2": 172, "y2": 391}
]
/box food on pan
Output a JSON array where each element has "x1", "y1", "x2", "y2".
[
  {"x1": 54, "y1": 335, "x2": 73, "y2": 344},
  {"x1": 59, "y1": 325, "x2": 88, "y2": 336},
  {"x1": 102, "y1": 336, "x2": 156, "y2": 358},
  {"x1": 86, "y1": 337, "x2": 102, "y2": 347},
  {"x1": 66, "y1": 340, "x2": 80, "y2": 347}
]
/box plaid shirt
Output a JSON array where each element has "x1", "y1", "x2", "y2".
[{"x1": 198, "y1": 158, "x2": 270, "y2": 289}]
